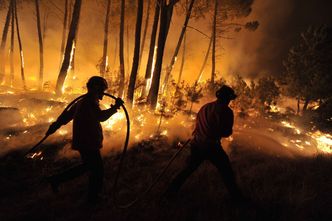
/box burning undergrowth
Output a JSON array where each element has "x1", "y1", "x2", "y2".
[{"x1": 0, "y1": 88, "x2": 331, "y2": 159}]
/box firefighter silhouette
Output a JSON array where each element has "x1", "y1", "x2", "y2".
[
  {"x1": 46, "y1": 76, "x2": 124, "y2": 204},
  {"x1": 165, "y1": 85, "x2": 246, "y2": 203}
]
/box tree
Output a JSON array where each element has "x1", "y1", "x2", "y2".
[
  {"x1": 0, "y1": 0, "x2": 13, "y2": 84},
  {"x1": 14, "y1": 0, "x2": 26, "y2": 89},
  {"x1": 210, "y1": 0, "x2": 218, "y2": 85},
  {"x1": 138, "y1": 0, "x2": 151, "y2": 71},
  {"x1": 281, "y1": 25, "x2": 332, "y2": 112},
  {"x1": 100, "y1": 0, "x2": 112, "y2": 77},
  {"x1": 55, "y1": 0, "x2": 82, "y2": 94},
  {"x1": 147, "y1": 0, "x2": 180, "y2": 109},
  {"x1": 185, "y1": 81, "x2": 203, "y2": 115},
  {"x1": 209, "y1": 0, "x2": 257, "y2": 86},
  {"x1": 9, "y1": 0, "x2": 14, "y2": 86},
  {"x1": 127, "y1": 0, "x2": 144, "y2": 105},
  {"x1": 35, "y1": 0, "x2": 44, "y2": 89},
  {"x1": 118, "y1": 0, "x2": 125, "y2": 97},
  {"x1": 231, "y1": 74, "x2": 252, "y2": 112},
  {"x1": 141, "y1": 0, "x2": 160, "y2": 98},
  {"x1": 255, "y1": 76, "x2": 280, "y2": 110},
  {"x1": 59, "y1": 0, "x2": 69, "y2": 70},
  {"x1": 162, "y1": 0, "x2": 196, "y2": 92}
]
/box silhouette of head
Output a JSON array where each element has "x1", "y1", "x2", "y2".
[
  {"x1": 87, "y1": 76, "x2": 108, "y2": 100},
  {"x1": 216, "y1": 85, "x2": 237, "y2": 103}
]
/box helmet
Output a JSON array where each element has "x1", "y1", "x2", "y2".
[
  {"x1": 216, "y1": 85, "x2": 237, "y2": 100},
  {"x1": 86, "y1": 76, "x2": 108, "y2": 91}
]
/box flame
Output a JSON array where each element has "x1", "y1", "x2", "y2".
[
  {"x1": 62, "y1": 41, "x2": 76, "y2": 93},
  {"x1": 281, "y1": 121, "x2": 301, "y2": 134},
  {"x1": 58, "y1": 129, "x2": 68, "y2": 135},
  {"x1": 161, "y1": 130, "x2": 168, "y2": 136},
  {"x1": 281, "y1": 120, "x2": 332, "y2": 153},
  {"x1": 308, "y1": 131, "x2": 332, "y2": 153},
  {"x1": 269, "y1": 105, "x2": 279, "y2": 113},
  {"x1": 146, "y1": 46, "x2": 158, "y2": 94},
  {"x1": 106, "y1": 55, "x2": 109, "y2": 71},
  {"x1": 102, "y1": 111, "x2": 126, "y2": 130},
  {"x1": 26, "y1": 151, "x2": 43, "y2": 160},
  {"x1": 20, "y1": 51, "x2": 25, "y2": 68}
]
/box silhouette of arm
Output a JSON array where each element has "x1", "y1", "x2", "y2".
[
  {"x1": 96, "y1": 105, "x2": 119, "y2": 122},
  {"x1": 92, "y1": 98, "x2": 123, "y2": 122},
  {"x1": 46, "y1": 104, "x2": 76, "y2": 135},
  {"x1": 57, "y1": 105, "x2": 76, "y2": 125}
]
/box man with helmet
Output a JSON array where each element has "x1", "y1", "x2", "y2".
[
  {"x1": 45, "y1": 76, "x2": 124, "y2": 204},
  {"x1": 165, "y1": 85, "x2": 245, "y2": 203}
]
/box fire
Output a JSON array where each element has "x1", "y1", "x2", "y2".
[
  {"x1": 102, "y1": 111, "x2": 126, "y2": 131},
  {"x1": 308, "y1": 131, "x2": 332, "y2": 154},
  {"x1": 269, "y1": 105, "x2": 280, "y2": 113},
  {"x1": 146, "y1": 46, "x2": 158, "y2": 94},
  {"x1": 58, "y1": 129, "x2": 68, "y2": 135},
  {"x1": 281, "y1": 121, "x2": 301, "y2": 134},
  {"x1": 26, "y1": 151, "x2": 43, "y2": 160},
  {"x1": 280, "y1": 120, "x2": 332, "y2": 154}
]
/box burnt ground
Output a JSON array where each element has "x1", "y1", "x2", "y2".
[{"x1": 0, "y1": 134, "x2": 331, "y2": 221}]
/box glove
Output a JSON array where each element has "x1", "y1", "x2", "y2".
[
  {"x1": 113, "y1": 98, "x2": 124, "y2": 109},
  {"x1": 46, "y1": 122, "x2": 60, "y2": 136}
]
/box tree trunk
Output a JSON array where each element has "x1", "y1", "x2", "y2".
[
  {"x1": 112, "y1": 36, "x2": 117, "y2": 70},
  {"x1": 195, "y1": 33, "x2": 212, "y2": 83},
  {"x1": 9, "y1": 1, "x2": 14, "y2": 86},
  {"x1": 189, "y1": 101, "x2": 193, "y2": 114},
  {"x1": 303, "y1": 98, "x2": 310, "y2": 112},
  {"x1": 141, "y1": 0, "x2": 160, "y2": 98},
  {"x1": 210, "y1": 0, "x2": 218, "y2": 84},
  {"x1": 127, "y1": 0, "x2": 143, "y2": 105},
  {"x1": 0, "y1": 0, "x2": 13, "y2": 84},
  {"x1": 55, "y1": 0, "x2": 82, "y2": 94},
  {"x1": 296, "y1": 97, "x2": 300, "y2": 115},
  {"x1": 162, "y1": 0, "x2": 195, "y2": 91},
  {"x1": 100, "y1": 0, "x2": 111, "y2": 77},
  {"x1": 147, "y1": 0, "x2": 178, "y2": 109},
  {"x1": 137, "y1": 0, "x2": 150, "y2": 71},
  {"x1": 177, "y1": 32, "x2": 186, "y2": 85},
  {"x1": 126, "y1": 24, "x2": 130, "y2": 75},
  {"x1": 119, "y1": 0, "x2": 125, "y2": 97},
  {"x1": 69, "y1": 17, "x2": 80, "y2": 74},
  {"x1": 14, "y1": 0, "x2": 26, "y2": 90},
  {"x1": 59, "y1": 0, "x2": 68, "y2": 70},
  {"x1": 35, "y1": 0, "x2": 44, "y2": 89}
]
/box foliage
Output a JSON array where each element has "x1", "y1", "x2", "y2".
[
  {"x1": 184, "y1": 81, "x2": 203, "y2": 113},
  {"x1": 203, "y1": 76, "x2": 227, "y2": 96},
  {"x1": 169, "y1": 80, "x2": 187, "y2": 113},
  {"x1": 281, "y1": 25, "x2": 332, "y2": 111},
  {"x1": 185, "y1": 82, "x2": 203, "y2": 103},
  {"x1": 230, "y1": 74, "x2": 253, "y2": 113},
  {"x1": 255, "y1": 76, "x2": 280, "y2": 107}
]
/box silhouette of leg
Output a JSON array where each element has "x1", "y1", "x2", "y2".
[
  {"x1": 165, "y1": 146, "x2": 205, "y2": 196},
  {"x1": 47, "y1": 163, "x2": 87, "y2": 193},
  {"x1": 80, "y1": 149, "x2": 104, "y2": 203},
  {"x1": 208, "y1": 145, "x2": 244, "y2": 200}
]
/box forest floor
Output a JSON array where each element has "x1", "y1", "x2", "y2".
[
  {"x1": 0, "y1": 91, "x2": 331, "y2": 221},
  {"x1": 0, "y1": 119, "x2": 331, "y2": 221}
]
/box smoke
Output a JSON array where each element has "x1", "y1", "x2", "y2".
[{"x1": 223, "y1": 0, "x2": 332, "y2": 79}]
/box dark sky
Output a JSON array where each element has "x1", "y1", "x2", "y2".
[{"x1": 228, "y1": 0, "x2": 332, "y2": 78}]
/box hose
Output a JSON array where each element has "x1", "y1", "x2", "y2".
[
  {"x1": 24, "y1": 93, "x2": 190, "y2": 209},
  {"x1": 112, "y1": 138, "x2": 191, "y2": 209}
]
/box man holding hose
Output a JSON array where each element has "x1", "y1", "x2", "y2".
[
  {"x1": 165, "y1": 85, "x2": 246, "y2": 204},
  {"x1": 46, "y1": 76, "x2": 123, "y2": 204}
]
